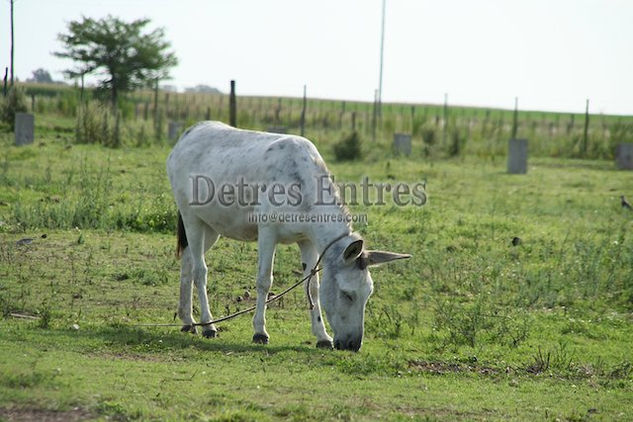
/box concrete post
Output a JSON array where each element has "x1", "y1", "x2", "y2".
[
  {"x1": 15, "y1": 112, "x2": 34, "y2": 146},
  {"x1": 393, "y1": 133, "x2": 412, "y2": 156},
  {"x1": 508, "y1": 138, "x2": 528, "y2": 174},
  {"x1": 615, "y1": 143, "x2": 633, "y2": 170},
  {"x1": 168, "y1": 121, "x2": 183, "y2": 142}
]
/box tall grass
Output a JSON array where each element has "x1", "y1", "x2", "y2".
[
  {"x1": 8, "y1": 157, "x2": 175, "y2": 233},
  {"x1": 18, "y1": 82, "x2": 633, "y2": 158}
]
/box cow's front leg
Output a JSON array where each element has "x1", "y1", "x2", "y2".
[
  {"x1": 253, "y1": 230, "x2": 277, "y2": 344},
  {"x1": 299, "y1": 240, "x2": 333, "y2": 349}
]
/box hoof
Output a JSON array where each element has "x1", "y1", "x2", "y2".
[
  {"x1": 181, "y1": 324, "x2": 198, "y2": 334},
  {"x1": 316, "y1": 339, "x2": 334, "y2": 349},
  {"x1": 252, "y1": 333, "x2": 269, "y2": 344},
  {"x1": 202, "y1": 328, "x2": 217, "y2": 338}
]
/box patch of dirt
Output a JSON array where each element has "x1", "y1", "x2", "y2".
[
  {"x1": 89, "y1": 351, "x2": 170, "y2": 362},
  {"x1": 408, "y1": 360, "x2": 506, "y2": 376},
  {"x1": 395, "y1": 405, "x2": 499, "y2": 421},
  {"x1": 0, "y1": 407, "x2": 92, "y2": 422}
]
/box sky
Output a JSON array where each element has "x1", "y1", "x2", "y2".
[{"x1": 1, "y1": 0, "x2": 632, "y2": 115}]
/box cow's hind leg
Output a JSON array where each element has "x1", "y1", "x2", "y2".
[
  {"x1": 178, "y1": 249, "x2": 197, "y2": 334},
  {"x1": 179, "y1": 218, "x2": 220, "y2": 338}
]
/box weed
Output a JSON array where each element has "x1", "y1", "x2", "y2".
[
  {"x1": 366, "y1": 303, "x2": 418, "y2": 339},
  {"x1": 0, "y1": 369, "x2": 59, "y2": 389},
  {"x1": 333, "y1": 131, "x2": 362, "y2": 161},
  {"x1": 433, "y1": 298, "x2": 489, "y2": 347},
  {"x1": 0, "y1": 87, "x2": 28, "y2": 129},
  {"x1": 37, "y1": 300, "x2": 52, "y2": 329},
  {"x1": 526, "y1": 342, "x2": 575, "y2": 374},
  {"x1": 526, "y1": 347, "x2": 550, "y2": 374}
]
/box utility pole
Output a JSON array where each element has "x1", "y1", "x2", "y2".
[
  {"x1": 512, "y1": 97, "x2": 519, "y2": 139},
  {"x1": 377, "y1": 0, "x2": 386, "y2": 117},
  {"x1": 10, "y1": 0, "x2": 15, "y2": 85}
]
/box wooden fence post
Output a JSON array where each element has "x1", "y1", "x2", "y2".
[
  {"x1": 300, "y1": 85, "x2": 307, "y2": 136},
  {"x1": 229, "y1": 80, "x2": 237, "y2": 127},
  {"x1": 153, "y1": 79, "x2": 159, "y2": 127},
  {"x1": 372, "y1": 89, "x2": 378, "y2": 142},
  {"x1": 443, "y1": 93, "x2": 449, "y2": 145},
  {"x1": 582, "y1": 99, "x2": 589, "y2": 156}
]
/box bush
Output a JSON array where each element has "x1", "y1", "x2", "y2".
[
  {"x1": 75, "y1": 102, "x2": 121, "y2": 147},
  {"x1": 333, "y1": 131, "x2": 362, "y2": 161},
  {"x1": 448, "y1": 128, "x2": 467, "y2": 157},
  {"x1": 1, "y1": 87, "x2": 28, "y2": 129}
]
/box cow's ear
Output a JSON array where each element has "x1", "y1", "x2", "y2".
[
  {"x1": 365, "y1": 250, "x2": 411, "y2": 267},
  {"x1": 342, "y1": 239, "x2": 364, "y2": 264}
]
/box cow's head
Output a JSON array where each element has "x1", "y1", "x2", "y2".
[{"x1": 320, "y1": 233, "x2": 410, "y2": 351}]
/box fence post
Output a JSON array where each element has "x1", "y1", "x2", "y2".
[
  {"x1": 443, "y1": 93, "x2": 449, "y2": 145},
  {"x1": 153, "y1": 79, "x2": 159, "y2": 126},
  {"x1": 14, "y1": 112, "x2": 34, "y2": 146},
  {"x1": 229, "y1": 80, "x2": 237, "y2": 127},
  {"x1": 372, "y1": 89, "x2": 378, "y2": 142},
  {"x1": 615, "y1": 143, "x2": 633, "y2": 170},
  {"x1": 393, "y1": 133, "x2": 412, "y2": 156},
  {"x1": 300, "y1": 85, "x2": 307, "y2": 136},
  {"x1": 2, "y1": 67, "x2": 7, "y2": 97},
  {"x1": 169, "y1": 121, "x2": 183, "y2": 142},
  {"x1": 507, "y1": 138, "x2": 528, "y2": 174},
  {"x1": 582, "y1": 99, "x2": 589, "y2": 156},
  {"x1": 114, "y1": 110, "x2": 121, "y2": 147}
]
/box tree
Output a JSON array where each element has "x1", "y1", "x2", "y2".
[
  {"x1": 29, "y1": 68, "x2": 54, "y2": 83},
  {"x1": 54, "y1": 15, "x2": 177, "y2": 107}
]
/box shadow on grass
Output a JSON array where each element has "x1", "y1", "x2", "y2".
[{"x1": 28, "y1": 323, "x2": 320, "y2": 356}]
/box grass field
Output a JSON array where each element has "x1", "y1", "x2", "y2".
[
  {"x1": 18, "y1": 82, "x2": 633, "y2": 160},
  {"x1": 0, "y1": 105, "x2": 632, "y2": 421}
]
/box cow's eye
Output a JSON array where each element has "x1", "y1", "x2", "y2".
[{"x1": 341, "y1": 291, "x2": 354, "y2": 303}]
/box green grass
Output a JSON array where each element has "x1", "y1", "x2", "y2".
[{"x1": 0, "y1": 109, "x2": 632, "y2": 420}]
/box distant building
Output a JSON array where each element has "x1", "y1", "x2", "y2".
[
  {"x1": 185, "y1": 84, "x2": 222, "y2": 94},
  {"x1": 161, "y1": 84, "x2": 180, "y2": 93}
]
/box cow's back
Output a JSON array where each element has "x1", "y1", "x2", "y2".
[{"x1": 166, "y1": 121, "x2": 332, "y2": 241}]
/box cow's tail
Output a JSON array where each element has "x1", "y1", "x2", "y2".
[{"x1": 176, "y1": 211, "x2": 188, "y2": 259}]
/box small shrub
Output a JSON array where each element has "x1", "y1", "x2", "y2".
[
  {"x1": 75, "y1": 101, "x2": 124, "y2": 147},
  {"x1": 75, "y1": 102, "x2": 110, "y2": 145},
  {"x1": 448, "y1": 128, "x2": 467, "y2": 157},
  {"x1": 421, "y1": 125, "x2": 436, "y2": 145},
  {"x1": 37, "y1": 301, "x2": 52, "y2": 329},
  {"x1": 1, "y1": 87, "x2": 28, "y2": 130},
  {"x1": 333, "y1": 131, "x2": 362, "y2": 161}
]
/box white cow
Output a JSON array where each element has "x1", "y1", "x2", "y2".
[{"x1": 167, "y1": 121, "x2": 409, "y2": 351}]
